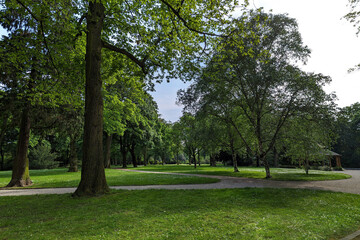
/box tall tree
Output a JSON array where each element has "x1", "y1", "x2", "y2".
[
  {"x1": 5, "y1": 0, "x2": 246, "y2": 195},
  {"x1": 179, "y1": 12, "x2": 335, "y2": 178}
]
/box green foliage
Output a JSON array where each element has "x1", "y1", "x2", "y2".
[
  {"x1": 334, "y1": 102, "x2": 360, "y2": 167},
  {"x1": 1, "y1": 189, "x2": 360, "y2": 239},
  {"x1": 29, "y1": 141, "x2": 58, "y2": 170},
  {"x1": 178, "y1": 11, "x2": 335, "y2": 176}
]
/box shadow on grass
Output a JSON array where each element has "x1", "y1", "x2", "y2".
[{"x1": 1, "y1": 188, "x2": 360, "y2": 239}]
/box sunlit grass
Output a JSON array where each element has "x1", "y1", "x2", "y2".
[
  {"x1": 0, "y1": 188, "x2": 359, "y2": 239},
  {"x1": 0, "y1": 168, "x2": 218, "y2": 188},
  {"x1": 136, "y1": 164, "x2": 351, "y2": 181}
]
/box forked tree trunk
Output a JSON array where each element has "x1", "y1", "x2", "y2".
[
  {"x1": 68, "y1": 135, "x2": 78, "y2": 172},
  {"x1": 104, "y1": 133, "x2": 112, "y2": 168},
  {"x1": 73, "y1": 2, "x2": 109, "y2": 196},
  {"x1": 7, "y1": 106, "x2": 32, "y2": 187}
]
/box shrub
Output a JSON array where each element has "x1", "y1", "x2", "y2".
[
  {"x1": 318, "y1": 166, "x2": 332, "y2": 171},
  {"x1": 29, "y1": 141, "x2": 59, "y2": 169},
  {"x1": 333, "y1": 166, "x2": 344, "y2": 171}
]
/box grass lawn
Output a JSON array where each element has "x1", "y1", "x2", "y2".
[
  {"x1": 1, "y1": 188, "x2": 360, "y2": 239},
  {"x1": 0, "y1": 168, "x2": 218, "y2": 188},
  {"x1": 136, "y1": 164, "x2": 351, "y2": 181}
]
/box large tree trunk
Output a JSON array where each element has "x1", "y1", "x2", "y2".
[
  {"x1": 68, "y1": 135, "x2": 78, "y2": 172},
  {"x1": 7, "y1": 106, "x2": 32, "y2": 187},
  {"x1": 104, "y1": 133, "x2": 112, "y2": 168},
  {"x1": 73, "y1": 2, "x2": 109, "y2": 196}
]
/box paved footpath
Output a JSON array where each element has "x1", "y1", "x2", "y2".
[{"x1": 1, "y1": 169, "x2": 359, "y2": 197}]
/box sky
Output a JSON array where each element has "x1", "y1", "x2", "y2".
[
  {"x1": 152, "y1": 0, "x2": 360, "y2": 122},
  {"x1": 1, "y1": 1, "x2": 359, "y2": 123}
]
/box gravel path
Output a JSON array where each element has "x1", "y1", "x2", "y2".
[{"x1": 0, "y1": 169, "x2": 359, "y2": 197}]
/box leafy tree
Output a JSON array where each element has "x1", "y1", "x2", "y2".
[
  {"x1": 284, "y1": 114, "x2": 335, "y2": 174},
  {"x1": 179, "y1": 12, "x2": 335, "y2": 178},
  {"x1": 0, "y1": 0, "x2": 81, "y2": 186}
]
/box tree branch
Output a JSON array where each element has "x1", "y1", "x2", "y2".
[
  {"x1": 101, "y1": 40, "x2": 147, "y2": 74},
  {"x1": 159, "y1": 0, "x2": 224, "y2": 37}
]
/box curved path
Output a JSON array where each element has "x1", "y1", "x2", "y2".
[{"x1": 0, "y1": 169, "x2": 359, "y2": 197}]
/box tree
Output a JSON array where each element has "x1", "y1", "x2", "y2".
[
  {"x1": 0, "y1": 0, "x2": 81, "y2": 186},
  {"x1": 284, "y1": 113, "x2": 335, "y2": 174},
  {"x1": 4, "y1": 0, "x2": 246, "y2": 195},
  {"x1": 333, "y1": 103, "x2": 360, "y2": 167},
  {"x1": 179, "y1": 12, "x2": 335, "y2": 178}
]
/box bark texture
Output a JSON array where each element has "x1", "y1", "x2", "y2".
[
  {"x1": 73, "y1": 2, "x2": 109, "y2": 196},
  {"x1": 7, "y1": 106, "x2": 32, "y2": 187}
]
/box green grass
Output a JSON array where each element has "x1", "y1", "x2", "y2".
[
  {"x1": 136, "y1": 164, "x2": 351, "y2": 181},
  {"x1": 1, "y1": 188, "x2": 360, "y2": 239},
  {"x1": 0, "y1": 168, "x2": 219, "y2": 188}
]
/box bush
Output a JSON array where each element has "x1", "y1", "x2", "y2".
[
  {"x1": 29, "y1": 142, "x2": 59, "y2": 169},
  {"x1": 333, "y1": 166, "x2": 344, "y2": 171},
  {"x1": 318, "y1": 166, "x2": 332, "y2": 171}
]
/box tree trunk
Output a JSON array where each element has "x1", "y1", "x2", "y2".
[
  {"x1": 305, "y1": 158, "x2": 309, "y2": 175},
  {"x1": 161, "y1": 153, "x2": 165, "y2": 165},
  {"x1": 68, "y1": 135, "x2": 78, "y2": 172},
  {"x1": 104, "y1": 133, "x2": 112, "y2": 168},
  {"x1": 273, "y1": 147, "x2": 279, "y2": 167},
  {"x1": 143, "y1": 147, "x2": 147, "y2": 166},
  {"x1": 73, "y1": 2, "x2": 109, "y2": 196},
  {"x1": 197, "y1": 149, "x2": 201, "y2": 167},
  {"x1": 7, "y1": 106, "x2": 32, "y2": 187},
  {"x1": 262, "y1": 156, "x2": 271, "y2": 178},
  {"x1": 0, "y1": 146, "x2": 4, "y2": 171},
  {"x1": 0, "y1": 116, "x2": 8, "y2": 171},
  {"x1": 232, "y1": 151, "x2": 239, "y2": 173},
  {"x1": 130, "y1": 142, "x2": 137, "y2": 167},
  {"x1": 119, "y1": 136, "x2": 128, "y2": 168},
  {"x1": 256, "y1": 156, "x2": 260, "y2": 167},
  {"x1": 176, "y1": 152, "x2": 179, "y2": 165},
  {"x1": 193, "y1": 149, "x2": 197, "y2": 169},
  {"x1": 210, "y1": 153, "x2": 216, "y2": 167}
]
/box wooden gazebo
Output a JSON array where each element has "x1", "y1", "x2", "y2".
[{"x1": 324, "y1": 150, "x2": 342, "y2": 168}]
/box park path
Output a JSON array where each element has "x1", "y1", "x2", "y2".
[{"x1": 0, "y1": 169, "x2": 359, "y2": 197}]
